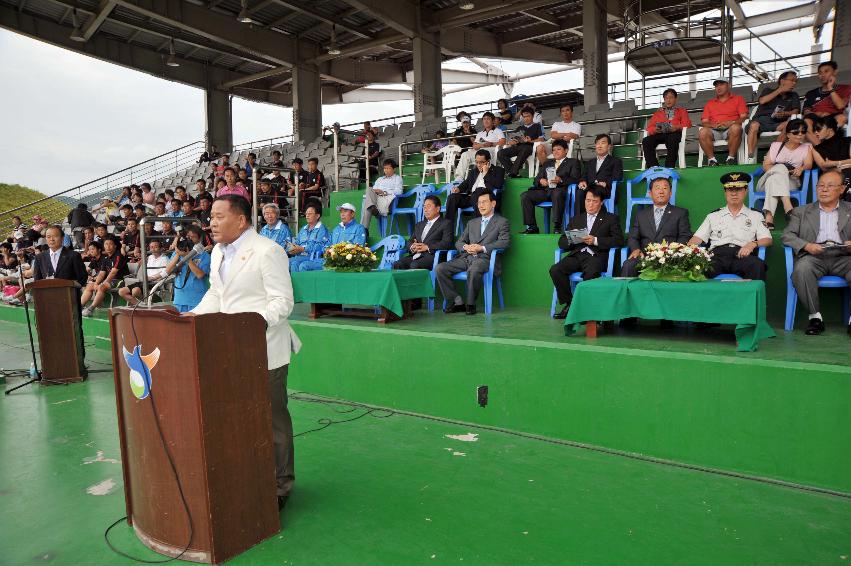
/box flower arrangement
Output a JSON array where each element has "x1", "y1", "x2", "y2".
[
  {"x1": 323, "y1": 242, "x2": 378, "y2": 272},
  {"x1": 638, "y1": 241, "x2": 713, "y2": 282}
]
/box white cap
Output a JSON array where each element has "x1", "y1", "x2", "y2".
[{"x1": 336, "y1": 202, "x2": 356, "y2": 212}]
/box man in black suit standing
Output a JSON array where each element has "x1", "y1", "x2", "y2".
[
  {"x1": 393, "y1": 195, "x2": 454, "y2": 270},
  {"x1": 436, "y1": 192, "x2": 510, "y2": 315},
  {"x1": 445, "y1": 149, "x2": 505, "y2": 227},
  {"x1": 621, "y1": 177, "x2": 692, "y2": 277},
  {"x1": 550, "y1": 186, "x2": 624, "y2": 319},
  {"x1": 519, "y1": 139, "x2": 581, "y2": 234},
  {"x1": 574, "y1": 134, "x2": 624, "y2": 215},
  {"x1": 32, "y1": 225, "x2": 89, "y2": 357}
]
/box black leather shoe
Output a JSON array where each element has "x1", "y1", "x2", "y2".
[
  {"x1": 553, "y1": 224, "x2": 563, "y2": 233},
  {"x1": 553, "y1": 305, "x2": 570, "y2": 319},
  {"x1": 660, "y1": 319, "x2": 674, "y2": 329},
  {"x1": 520, "y1": 226, "x2": 540, "y2": 234},
  {"x1": 278, "y1": 495, "x2": 288, "y2": 510},
  {"x1": 847, "y1": 322, "x2": 851, "y2": 336},
  {"x1": 443, "y1": 304, "x2": 465, "y2": 314},
  {"x1": 465, "y1": 305, "x2": 477, "y2": 315},
  {"x1": 805, "y1": 318, "x2": 825, "y2": 335}
]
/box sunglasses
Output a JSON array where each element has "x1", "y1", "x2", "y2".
[{"x1": 788, "y1": 130, "x2": 807, "y2": 135}]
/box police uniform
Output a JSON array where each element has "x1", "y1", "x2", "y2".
[{"x1": 693, "y1": 172, "x2": 771, "y2": 280}]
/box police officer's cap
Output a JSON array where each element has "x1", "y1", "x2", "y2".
[{"x1": 720, "y1": 172, "x2": 751, "y2": 190}]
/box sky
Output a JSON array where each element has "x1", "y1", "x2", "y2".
[{"x1": 0, "y1": 0, "x2": 830, "y2": 196}]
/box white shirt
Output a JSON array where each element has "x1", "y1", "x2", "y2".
[
  {"x1": 219, "y1": 228, "x2": 253, "y2": 283},
  {"x1": 372, "y1": 174, "x2": 404, "y2": 196},
  {"x1": 473, "y1": 171, "x2": 487, "y2": 189},
  {"x1": 582, "y1": 212, "x2": 598, "y2": 255},
  {"x1": 596, "y1": 155, "x2": 608, "y2": 171},
  {"x1": 550, "y1": 121, "x2": 582, "y2": 137},
  {"x1": 474, "y1": 128, "x2": 505, "y2": 145},
  {"x1": 413, "y1": 217, "x2": 438, "y2": 259},
  {"x1": 145, "y1": 254, "x2": 170, "y2": 281},
  {"x1": 49, "y1": 249, "x2": 61, "y2": 272},
  {"x1": 817, "y1": 203, "x2": 841, "y2": 243}
]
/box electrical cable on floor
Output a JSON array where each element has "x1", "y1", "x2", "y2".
[{"x1": 288, "y1": 391, "x2": 851, "y2": 501}]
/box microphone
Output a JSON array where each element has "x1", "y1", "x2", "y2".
[{"x1": 170, "y1": 243, "x2": 205, "y2": 275}]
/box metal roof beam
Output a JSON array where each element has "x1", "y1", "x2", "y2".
[
  {"x1": 80, "y1": 0, "x2": 115, "y2": 41},
  {"x1": 339, "y1": 0, "x2": 418, "y2": 38},
  {"x1": 269, "y1": 0, "x2": 371, "y2": 39},
  {"x1": 442, "y1": 27, "x2": 572, "y2": 65},
  {"x1": 428, "y1": 0, "x2": 558, "y2": 31}
]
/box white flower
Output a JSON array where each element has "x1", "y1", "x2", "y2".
[
  {"x1": 659, "y1": 258, "x2": 666, "y2": 264},
  {"x1": 346, "y1": 254, "x2": 353, "y2": 260}
]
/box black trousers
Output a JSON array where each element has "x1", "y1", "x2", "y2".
[
  {"x1": 268, "y1": 364, "x2": 295, "y2": 497},
  {"x1": 520, "y1": 187, "x2": 568, "y2": 229},
  {"x1": 498, "y1": 143, "x2": 534, "y2": 176},
  {"x1": 549, "y1": 251, "x2": 606, "y2": 305},
  {"x1": 393, "y1": 253, "x2": 436, "y2": 270},
  {"x1": 642, "y1": 131, "x2": 682, "y2": 168},
  {"x1": 707, "y1": 245, "x2": 767, "y2": 280}
]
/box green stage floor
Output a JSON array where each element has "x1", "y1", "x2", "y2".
[{"x1": 0, "y1": 319, "x2": 849, "y2": 565}]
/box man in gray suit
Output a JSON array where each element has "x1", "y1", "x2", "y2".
[
  {"x1": 782, "y1": 169, "x2": 851, "y2": 336},
  {"x1": 436, "y1": 191, "x2": 510, "y2": 315},
  {"x1": 621, "y1": 177, "x2": 692, "y2": 277}
]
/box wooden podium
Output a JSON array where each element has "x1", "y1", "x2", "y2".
[
  {"x1": 31, "y1": 279, "x2": 86, "y2": 383},
  {"x1": 109, "y1": 307, "x2": 280, "y2": 564}
]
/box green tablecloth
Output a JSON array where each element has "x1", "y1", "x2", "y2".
[
  {"x1": 564, "y1": 278, "x2": 776, "y2": 352},
  {"x1": 291, "y1": 269, "x2": 435, "y2": 317}
]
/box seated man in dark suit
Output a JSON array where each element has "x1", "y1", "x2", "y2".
[
  {"x1": 550, "y1": 186, "x2": 624, "y2": 319},
  {"x1": 519, "y1": 139, "x2": 581, "y2": 234},
  {"x1": 574, "y1": 134, "x2": 624, "y2": 215},
  {"x1": 621, "y1": 177, "x2": 692, "y2": 277},
  {"x1": 393, "y1": 195, "x2": 453, "y2": 270},
  {"x1": 436, "y1": 192, "x2": 510, "y2": 315},
  {"x1": 445, "y1": 149, "x2": 505, "y2": 227},
  {"x1": 782, "y1": 170, "x2": 851, "y2": 336}
]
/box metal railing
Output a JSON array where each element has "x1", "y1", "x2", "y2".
[{"x1": 232, "y1": 134, "x2": 295, "y2": 152}]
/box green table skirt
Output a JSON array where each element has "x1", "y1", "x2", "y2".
[
  {"x1": 292, "y1": 269, "x2": 435, "y2": 317},
  {"x1": 564, "y1": 278, "x2": 776, "y2": 352}
]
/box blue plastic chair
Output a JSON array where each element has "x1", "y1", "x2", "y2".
[
  {"x1": 748, "y1": 167, "x2": 810, "y2": 211},
  {"x1": 624, "y1": 167, "x2": 680, "y2": 231},
  {"x1": 431, "y1": 181, "x2": 462, "y2": 215},
  {"x1": 427, "y1": 250, "x2": 445, "y2": 312},
  {"x1": 535, "y1": 184, "x2": 577, "y2": 234},
  {"x1": 441, "y1": 249, "x2": 504, "y2": 315},
  {"x1": 388, "y1": 183, "x2": 436, "y2": 235},
  {"x1": 550, "y1": 247, "x2": 617, "y2": 317},
  {"x1": 784, "y1": 245, "x2": 850, "y2": 331},
  {"x1": 713, "y1": 246, "x2": 768, "y2": 279},
  {"x1": 371, "y1": 235, "x2": 406, "y2": 270}
]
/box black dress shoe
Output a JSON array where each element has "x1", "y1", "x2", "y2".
[
  {"x1": 278, "y1": 495, "x2": 288, "y2": 510},
  {"x1": 660, "y1": 319, "x2": 674, "y2": 329},
  {"x1": 553, "y1": 305, "x2": 570, "y2": 319},
  {"x1": 508, "y1": 173, "x2": 521, "y2": 178},
  {"x1": 368, "y1": 205, "x2": 380, "y2": 216},
  {"x1": 520, "y1": 226, "x2": 540, "y2": 234},
  {"x1": 443, "y1": 304, "x2": 466, "y2": 314},
  {"x1": 847, "y1": 322, "x2": 851, "y2": 336},
  {"x1": 553, "y1": 224, "x2": 563, "y2": 233},
  {"x1": 465, "y1": 305, "x2": 477, "y2": 315},
  {"x1": 805, "y1": 318, "x2": 825, "y2": 335}
]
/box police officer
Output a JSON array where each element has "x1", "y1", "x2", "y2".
[{"x1": 688, "y1": 172, "x2": 773, "y2": 280}]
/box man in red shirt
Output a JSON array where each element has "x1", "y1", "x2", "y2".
[
  {"x1": 803, "y1": 61, "x2": 850, "y2": 144},
  {"x1": 699, "y1": 78, "x2": 749, "y2": 166}
]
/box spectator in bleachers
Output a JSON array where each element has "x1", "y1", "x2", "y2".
[
  {"x1": 0, "y1": 242, "x2": 18, "y2": 278},
  {"x1": 454, "y1": 111, "x2": 503, "y2": 181},
  {"x1": 270, "y1": 150, "x2": 284, "y2": 169},
  {"x1": 287, "y1": 158, "x2": 309, "y2": 197},
  {"x1": 92, "y1": 196, "x2": 118, "y2": 224},
  {"x1": 498, "y1": 106, "x2": 545, "y2": 178},
  {"x1": 436, "y1": 191, "x2": 510, "y2": 315},
  {"x1": 493, "y1": 115, "x2": 507, "y2": 131},
  {"x1": 393, "y1": 195, "x2": 453, "y2": 270},
  {"x1": 80, "y1": 236, "x2": 129, "y2": 316},
  {"x1": 688, "y1": 172, "x2": 772, "y2": 280},
  {"x1": 303, "y1": 157, "x2": 325, "y2": 211},
  {"x1": 322, "y1": 122, "x2": 341, "y2": 145},
  {"x1": 257, "y1": 178, "x2": 283, "y2": 209},
  {"x1": 168, "y1": 199, "x2": 184, "y2": 218},
  {"x1": 451, "y1": 114, "x2": 477, "y2": 154},
  {"x1": 67, "y1": 203, "x2": 95, "y2": 249},
  {"x1": 746, "y1": 71, "x2": 801, "y2": 160},
  {"x1": 756, "y1": 119, "x2": 813, "y2": 229},
  {"x1": 525, "y1": 101, "x2": 543, "y2": 125},
  {"x1": 699, "y1": 78, "x2": 748, "y2": 166},
  {"x1": 574, "y1": 134, "x2": 624, "y2": 215},
  {"x1": 160, "y1": 220, "x2": 178, "y2": 250},
  {"x1": 175, "y1": 186, "x2": 193, "y2": 205},
  {"x1": 217, "y1": 167, "x2": 251, "y2": 201},
  {"x1": 803, "y1": 61, "x2": 851, "y2": 141},
  {"x1": 245, "y1": 152, "x2": 257, "y2": 179},
  {"x1": 197, "y1": 194, "x2": 213, "y2": 229},
  {"x1": 152, "y1": 202, "x2": 166, "y2": 231},
  {"x1": 8, "y1": 215, "x2": 25, "y2": 244},
  {"x1": 165, "y1": 225, "x2": 211, "y2": 312},
  {"x1": 259, "y1": 203, "x2": 293, "y2": 248},
  {"x1": 333, "y1": 203, "x2": 367, "y2": 246},
  {"x1": 782, "y1": 169, "x2": 851, "y2": 336},
  {"x1": 93, "y1": 223, "x2": 108, "y2": 243},
  {"x1": 195, "y1": 179, "x2": 212, "y2": 202},
  {"x1": 361, "y1": 158, "x2": 403, "y2": 230},
  {"x1": 446, "y1": 149, "x2": 505, "y2": 227},
  {"x1": 642, "y1": 89, "x2": 692, "y2": 168},
  {"x1": 497, "y1": 98, "x2": 514, "y2": 124},
  {"x1": 356, "y1": 121, "x2": 380, "y2": 144},
  {"x1": 358, "y1": 130, "x2": 381, "y2": 183},
  {"x1": 80, "y1": 226, "x2": 95, "y2": 253},
  {"x1": 214, "y1": 154, "x2": 230, "y2": 178},
  {"x1": 550, "y1": 186, "x2": 624, "y2": 320},
  {"x1": 115, "y1": 204, "x2": 134, "y2": 230},
  {"x1": 118, "y1": 238, "x2": 168, "y2": 307},
  {"x1": 82, "y1": 239, "x2": 102, "y2": 266},
  {"x1": 116, "y1": 186, "x2": 132, "y2": 206},
  {"x1": 621, "y1": 177, "x2": 692, "y2": 278},
  {"x1": 141, "y1": 219, "x2": 160, "y2": 248},
  {"x1": 141, "y1": 182, "x2": 156, "y2": 206},
  {"x1": 133, "y1": 204, "x2": 146, "y2": 220},
  {"x1": 198, "y1": 145, "x2": 220, "y2": 164},
  {"x1": 810, "y1": 116, "x2": 851, "y2": 191},
  {"x1": 535, "y1": 104, "x2": 582, "y2": 166},
  {"x1": 520, "y1": 139, "x2": 580, "y2": 234},
  {"x1": 238, "y1": 168, "x2": 252, "y2": 191},
  {"x1": 288, "y1": 203, "x2": 330, "y2": 272},
  {"x1": 121, "y1": 217, "x2": 140, "y2": 261},
  {"x1": 181, "y1": 200, "x2": 195, "y2": 219}
]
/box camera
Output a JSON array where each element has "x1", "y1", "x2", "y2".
[{"x1": 176, "y1": 237, "x2": 192, "y2": 252}]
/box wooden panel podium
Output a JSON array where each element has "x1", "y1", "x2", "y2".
[
  {"x1": 31, "y1": 279, "x2": 86, "y2": 383},
  {"x1": 109, "y1": 307, "x2": 280, "y2": 564}
]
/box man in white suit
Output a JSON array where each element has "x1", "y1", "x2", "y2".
[{"x1": 190, "y1": 195, "x2": 302, "y2": 511}]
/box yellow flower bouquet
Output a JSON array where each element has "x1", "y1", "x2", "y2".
[{"x1": 323, "y1": 242, "x2": 378, "y2": 272}]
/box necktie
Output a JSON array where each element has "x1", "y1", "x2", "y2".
[
  {"x1": 481, "y1": 217, "x2": 489, "y2": 235},
  {"x1": 654, "y1": 208, "x2": 664, "y2": 231}
]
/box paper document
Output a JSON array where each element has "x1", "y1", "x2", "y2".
[{"x1": 563, "y1": 228, "x2": 588, "y2": 246}]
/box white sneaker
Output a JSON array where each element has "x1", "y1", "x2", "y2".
[{"x1": 81, "y1": 307, "x2": 93, "y2": 317}]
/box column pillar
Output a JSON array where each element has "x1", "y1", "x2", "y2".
[
  {"x1": 292, "y1": 64, "x2": 323, "y2": 142},
  {"x1": 412, "y1": 32, "x2": 443, "y2": 122},
  {"x1": 204, "y1": 88, "x2": 232, "y2": 151},
  {"x1": 832, "y1": 0, "x2": 851, "y2": 63},
  {"x1": 582, "y1": 0, "x2": 608, "y2": 108}
]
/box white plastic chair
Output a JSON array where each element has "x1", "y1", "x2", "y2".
[
  {"x1": 422, "y1": 145, "x2": 461, "y2": 184},
  {"x1": 697, "y1": 127, "x2": 747, "y2": 167},
  {"x1": 640, "y1": 128, "x2": 687, "y2": 169},
  {"x1": 529, "y1": 139, "x2": 575, "y2": 178}
]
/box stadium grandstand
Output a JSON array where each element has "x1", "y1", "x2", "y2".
[{"x1": 1, "y1": 0, "x2": 850, "y2": 564}]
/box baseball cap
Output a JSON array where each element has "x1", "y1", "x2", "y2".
[
  {"x1": 336, "y1": 203, "x2": 356, "y2": 212},
  {"x1": 712, "y1": 77, "x2": 730, "y2": 86}
]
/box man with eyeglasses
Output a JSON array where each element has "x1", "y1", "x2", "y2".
[{"x1": 782, "y1": 170, "x2": 851, "y2": 336}]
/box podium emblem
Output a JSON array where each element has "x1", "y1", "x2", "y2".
[{"x1": 122, "y1": 345, "x2": 161, "y2": 400}]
